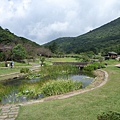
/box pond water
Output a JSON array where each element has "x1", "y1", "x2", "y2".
[{"x1": 1, "y1": 73, "x2": 94, "y2": 104}]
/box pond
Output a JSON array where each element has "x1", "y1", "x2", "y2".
[{"x1": 1, "y1": 73, "x2": 94, "y2": 104}]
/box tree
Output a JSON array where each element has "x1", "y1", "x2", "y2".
[
  {"x1": 40, "y1": 56, "x2": 45, "y2": 66},
  {"x1": 49, "y1": 42, "x2": 58, "y2": 54},
  {"x1": 12, "y1": 44, "x2": 26, "y2": 61},
  {"x1": 0, "y1": 53, "x2": 4, "y2": 61},
  {"x1": 3, "y1": 50, "x2": 12, "y2": 61}
]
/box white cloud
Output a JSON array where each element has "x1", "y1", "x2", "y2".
[{"x1": 0, "y1": 0, "x2": 120, "y2": 44}]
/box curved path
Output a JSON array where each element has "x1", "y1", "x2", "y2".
[{"x1": 0, "y1": 69, "x2": 108, "y2": 120}]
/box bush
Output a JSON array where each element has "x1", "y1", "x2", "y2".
[
  {"x1": 97, "y1": 111, "x2": 120, "y2": 120},
  {"x1": 20, "y1": 68, "x2": 30, "y2": 73},
  {"x1": 83, "y1": 62, "x2": 106, "y2": 72},
  {"x1": 41, "y1": 80, "x2": 82, "y2": 97}
]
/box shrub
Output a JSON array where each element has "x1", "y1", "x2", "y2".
[
  {"x1": 20, "y1": 68, "x2": 30, "y2": 73},
  {"x1": 97, "y1": 111, "x2": 120, "y2": 120},
  {"x1": 83, "y1": 62, "x2": 106, "y2": 72},
  {"x1": 41, "y1": 80, "x2": 82, "y2": 97}
]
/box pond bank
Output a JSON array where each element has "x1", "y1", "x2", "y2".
[{"x1": 18, "y1": 69, "x2": 108, "y2": 106}]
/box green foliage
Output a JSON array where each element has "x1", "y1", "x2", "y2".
[
  {"x1": 18, "y1": 83, "x2": 41, "y2": 99},
  {"x1": 0, "y1": 53, "x2": 4, "y2": 61},
  {"x1": 12, "y1": 44, "x2": 27, "y2": 60},
  {"x1": 18, "y1": 65, "x2": 80, "y2": 99},
  {"x1": 20, "y1": 68, "x2": 30, "y2": 74},
  {"x1": 40, "y1": 57, "x2": 45, "y2": 66},
  {"x1": 48, "y1": 42, "x2": 58, "y2": 53},
  {"x1": 17, "y1": 80, "x2": 50, "y2": 99},
  {"x1": 0, "y1": 84, "x2": 11, "y2": 102},
  {"x1": 0, "y1": 26, "x2": 51, "y2": 60},
  {"x1": 41, "y1": 80, "x2": 82, "y2": 97},
  {"x1": 39, "y1": 64, "x2": 79, "y2": 78},
  {"x1": 83, "y1": 62, "x2": 106, "y2": 72},
  {"x1": 97, "y1": 111, "x2": 120, "y2": 120}
]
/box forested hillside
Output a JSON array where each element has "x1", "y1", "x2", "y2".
[
  {"x1": 0, "y1": 26, "x2": 51, "y2": 61},
  {"x1": 45, "y1": 17, "x2": 120, "y2": 54}
]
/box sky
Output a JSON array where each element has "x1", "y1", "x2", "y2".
[{"x1": 0, "y1": 0, "x2": 120, "y2": 45}]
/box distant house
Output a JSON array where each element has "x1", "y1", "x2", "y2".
[{"x1": 108, "y1": 52, "x2": 117, "y2": 59}]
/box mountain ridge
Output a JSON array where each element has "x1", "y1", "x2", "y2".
[{"x1": 44, "y1": 17, "x2": 120, "y2": 54}]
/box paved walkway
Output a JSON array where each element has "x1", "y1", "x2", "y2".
[
  {"x1": 0, "y1": 69, "x2": 108, "y2": 120},
  {"x1": 0, "y1": 105, "x2": 19, "y2": 120}
]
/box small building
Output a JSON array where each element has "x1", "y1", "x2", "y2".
[{"x1": 108, "y1": 52, "x2": 117, "y2": 59}]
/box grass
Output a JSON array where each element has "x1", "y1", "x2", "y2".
[
  {"x1": 16, "y1": 60, "x2": 120, "y2": 120},
  {"x1": 0, "y1": 61, "x2": 32, "y2": 81},
  {"x1": 0, "y1": 68, "x2": 19, "y2": 75},
  {"x1": 0, "y1": 61, "x2": 31, "y2": 67},
  {"x1": 48, "y1": 57, "x2": 78, "y2": 62},
  {"x1": 0, "y1": 61, "x2": 32, "y2": 76}
]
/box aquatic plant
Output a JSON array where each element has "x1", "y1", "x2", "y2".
[
  {"x1": 0, "y1": 84, "x2": 14, "y2": 102},
  {"x1": 17, "y1": 83, "x2": 41, "y2": 99},
  {"x1": 39, "y1": 64, "x2": 79, "y2": 78},
  {"x1": 41, "y1": 79, "x2": 82, "y2": 97}
]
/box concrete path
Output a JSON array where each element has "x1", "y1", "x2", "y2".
[{"x1": 0, "y1": 105, "x2": 19, "y2": 120}]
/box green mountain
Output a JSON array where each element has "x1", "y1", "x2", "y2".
[
  {"x1": 45, "y1": 17, "x2": 120, "y2": 54},
  {"x1": 0, "y1": 26, "x2": 51, "y2": 58}
]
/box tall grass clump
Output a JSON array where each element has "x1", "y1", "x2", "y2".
[
  {"x1": 41, "y1": 79, "x2": 82, "y2": 97},
  {"x1": 0, "y1": 84, "x2": 12, "y2": 102},
  {"x1": 40, "y1": 64, "x2": 79, "y2": 78}
]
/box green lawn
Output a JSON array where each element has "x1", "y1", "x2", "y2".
[
  {"x1": 0, "y1": 61, "x2": 32, "y2": 81},
  {"x1": 16, "y1": 60, "x2": 120, "y2": 120},
  {"x1": 0, "y1": 68, "x2": 19, "y2": 75}
]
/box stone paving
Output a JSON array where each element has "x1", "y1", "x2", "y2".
[{"x1": 0, "y1": 105, "x2": 19, "y2": 120}]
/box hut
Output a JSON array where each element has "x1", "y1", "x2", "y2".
[{"x1": 108, "y1": 52, "x2": 117, "y2": 59}]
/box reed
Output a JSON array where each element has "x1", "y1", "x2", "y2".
[
  {"x1": 39, "y1": 64, "x2": 79, "y2": 78},
  {"x1": 0, "y1": 84, "x2": 13, "y2": 102}
]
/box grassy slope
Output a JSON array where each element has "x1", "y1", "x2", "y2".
[{"x1": 16, "y1": 60, "x2": 120, "y2": 120}]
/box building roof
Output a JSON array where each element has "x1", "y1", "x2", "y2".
[{"x1": 108, "y1": 52, "x2": 117, "y2": 55}]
